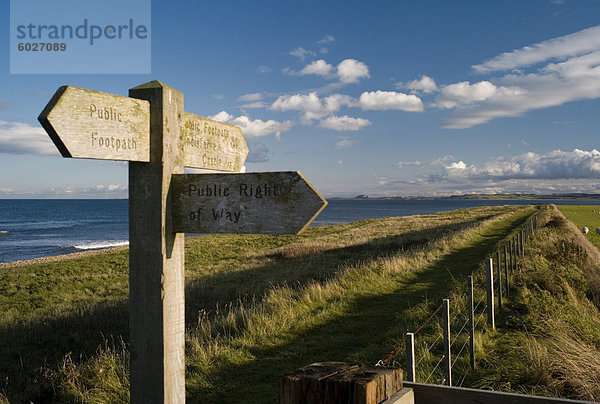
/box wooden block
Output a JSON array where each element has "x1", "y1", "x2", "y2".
[
  {"x1": 325, "y1": 366, "x2": 403, "y2": 404},
  {"x1": 280, "y1": 362, "x2": 358, "y2": 404}
]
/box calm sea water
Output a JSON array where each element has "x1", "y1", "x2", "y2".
[{"x1": 1, "y1": 198, "x2": 599, "y2": 263}]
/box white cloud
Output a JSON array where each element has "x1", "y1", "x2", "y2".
[
  {"x1": 378, "y1": 177, "x2": 389, "y2": 185},
  {"x1": 270, "y1": 92, "x2": 356, "y2": 122},
  {"x1": 403, "y1": 75, "x2": 438, "y2": 94},
  {"x1": 271, "y1": 92, "x2": 324, "y2": 113},
  {"x1": 285, "y1": 58, "x2": 370, "y2": 84},
  {"x1": 323, "y1": 94, "x2": 357, "y2": 112},
  {"x1": 94, "y1": 184, "x2": 128, "y2": 192},
  {"x1": 239, "y1": 101, "x2": 268, "y2": 109},
  {"x1": 386, "y1": 26, "x2": 599, "y2": 128},
  {"x1": 0, "y1": 120, "x2": 58, "y2": 155},
  {"x1": 270, "y1": 90, "x2": 425, "y2": 125},
  {"x1": 319, "y1": 47, "x2": 329, "y2": 54},
  {"x1": 442, "y1": 149, "x2": 600, "y2": 180},
  {"x1": 435, "y1": 81, "x2": 500, "y2": 109},
  {"x1": 335, "y1": 138, "x2": 356, "y2": 148},
  {"x1": 396, "y1": 160, "x2": 423, "y2": 168},
  {"x1": 299, "y1": 59, "x2": 334, "y2": 77},
  {"x1": 336, "y1": 59, "x2": 370, "y2": 83},
  {"x1": 237, "y1": 93, "x2": 263, "y2": 102},
  {"x1": 209, "y1": 111, "x2": 293, "y2": 138},
  {"x1": 317, "y1": 35, "x2": 335, "y2": 45},
  {"x1": 290, "y1": 47, "x2": 316, "y2": 61},
  {"x1": 209, "y1": 111, "x2": 234, "y2": 123},
  {"x1": 318, "y1": 115, "x2": 371, "y2": 131},
  {"x1": 441, "y1": 50, "x2": 600, "y2": 128},
  {"x1": 231, "y1": 116, "x2": 293, "y2": 138},
  {"x1": 257, "y1": 65, "x2": 272, "y2": 73},
  {"x1": 0, "y1": 184, "x2": 129, "y2": 199},
  {"x1": 473, "y1": 25, "x2": 600, "y2": 73},
  {"x1": 396, "y1": 155, "x2": 453, "y2": 168},
  {"x1": 359, "y1": 90, "x2": 424, "y2": 111}
]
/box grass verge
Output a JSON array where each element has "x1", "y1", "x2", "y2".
[{"x1": 463, "y1": 205, "x2": 600, "y2": 401}]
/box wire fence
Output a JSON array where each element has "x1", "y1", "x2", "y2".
[{"x1": 376, "y1": 205, "x2": 544, "y2": 388}]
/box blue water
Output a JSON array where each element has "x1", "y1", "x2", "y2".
[
  {"x1": 0, "y1": 199, "x2": 129, "y2": 263},
  {"x1": 1, "y1": 198, "x2": 599, "y2": 262}
]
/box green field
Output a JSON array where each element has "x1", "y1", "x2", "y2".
[
  {"x1": 557, "y1": 205, "x2": 600, "y2": 250},
  {"x1": 1, "y1": 204, "x2": 599, "y2": 403}
]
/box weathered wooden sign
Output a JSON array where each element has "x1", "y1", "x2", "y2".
[
  {"x1": 38, "y1": 80, "x2": 326, "y2": 404},
  {"x1": 38, "y1": 86, "x2": 151, "y2": 161},
  {"x1": 171, "y1": 171, "x2": 327, "y2": 234},
  {"x1": 38, "y1": 86, "x2": 249, "y2": 171},
  {"x1": 182, "y1": 112, "x2": 248, "y2": 172}
]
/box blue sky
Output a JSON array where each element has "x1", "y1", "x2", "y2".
[{"x1": 2, "y1": 0, "x2": 600, "y2": 198}]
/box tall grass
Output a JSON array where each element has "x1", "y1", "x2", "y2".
[
  {"x1": 0, "y1": 205, "x2": 539, "y2": 402},
  {"x1": 466, "y1": 205, "x2": 600, "y2": 401}
]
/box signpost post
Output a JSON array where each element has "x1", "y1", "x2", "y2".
[{"x1": 38, "y1": 80, "x2": 326, "y2": 404}]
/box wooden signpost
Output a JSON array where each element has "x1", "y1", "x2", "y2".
[
  {"x1": 182, "y1": 112, "x2": 248, "y2": 172},
  {"x1": 38, "y1": 80, "x2": 326, "y2": 404},
  {"x1": 38, "y1": 86, "x2": 151, "y2": 162},
  {"x1": 39, "y1": 85, "x2": 249, "y2": 171},
  {"x1": 172, "y1": 171, "x2": 327, "y2": 234}
]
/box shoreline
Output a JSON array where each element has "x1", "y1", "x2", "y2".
[{"x1": 0, "y1": 245, "x2": 129, "y2": 269}]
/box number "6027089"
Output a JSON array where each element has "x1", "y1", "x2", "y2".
[{"x1": 17, "y1": 42, "x2": 67, "y2": 51}]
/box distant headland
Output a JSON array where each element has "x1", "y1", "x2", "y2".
[{"x1": 350, "y1": 193, "x2": 600, "y2": 200}]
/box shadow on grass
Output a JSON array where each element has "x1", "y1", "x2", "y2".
[
  {"x1": 185, "y1": 209, "x2": 534, "y2": 403},
  {"x1": 0, "y1": 207, "x2": 531, "y2": 402}
]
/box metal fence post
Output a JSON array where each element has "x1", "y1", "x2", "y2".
[
  {"x1": 496, "y1": 250, "x2": 502, "y2": 310},
  {"x1": 503, "y1": 244, "x2": 509, "y2": 296},
  {"x1": 468, "y1": 276, "x2": 475, "y2": 370},
  {"x1": 443, "y1": 299, "x2": 452, "y2": 386},
  {"x1": 512, "y1": 237, "x2": 516, "y2": 271},
  {"x1": 406, "y1": 332, "x2": 415, "y2": 382},
  {"x1": 485, "y1": 258, "x2": 495, "y2": 329}
]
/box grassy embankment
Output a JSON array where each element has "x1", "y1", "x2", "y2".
[
  {"x1": 4, "y1": 203, "x2": 592, "y2": 403},
  {"x1": 461, "y1": 205, "x2": 600, "y2": 401}
]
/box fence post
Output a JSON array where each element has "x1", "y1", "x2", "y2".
[
  {"x1": 485, "y1": 258, "x2": 495, "y2": 329},
  {"x1": 503, "y1": 244, "x2": 509, "y2": 296},
  {"x1": 521, "y1": 230, "x2": 525, "y2": 256},
  {"x1": 406, "y1": 333, "x2": 415, "y2": 383},
  {"x1": 531, "y1": 219, "x2": 534, "y2": 234},
  {"x1": 515, "y1": 236, "x2": 519, "y2": 266},
  {"x1": 468, "y1": 276, "x2": 475, "y2": 370},
  {"x1": 509, "y1": 239, "x2": 513, "y2": 272},
  {"x1": 496, "y1": 250, "x2": 502, "y2": 310},
  {"x1": 512, "y1": 237, "x2": 516, "y2": 271},
  {"x1": 443, "y1": 299, "x2": 452, "y2": 386}
]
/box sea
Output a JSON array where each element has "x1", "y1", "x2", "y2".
[{"x1": 1, "y1": 198, "x2": 599, "y2": 263}]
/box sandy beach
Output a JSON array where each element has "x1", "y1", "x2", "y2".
[{"x1": 0, "y1": 245, "x2": 129, "y2": 269}]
